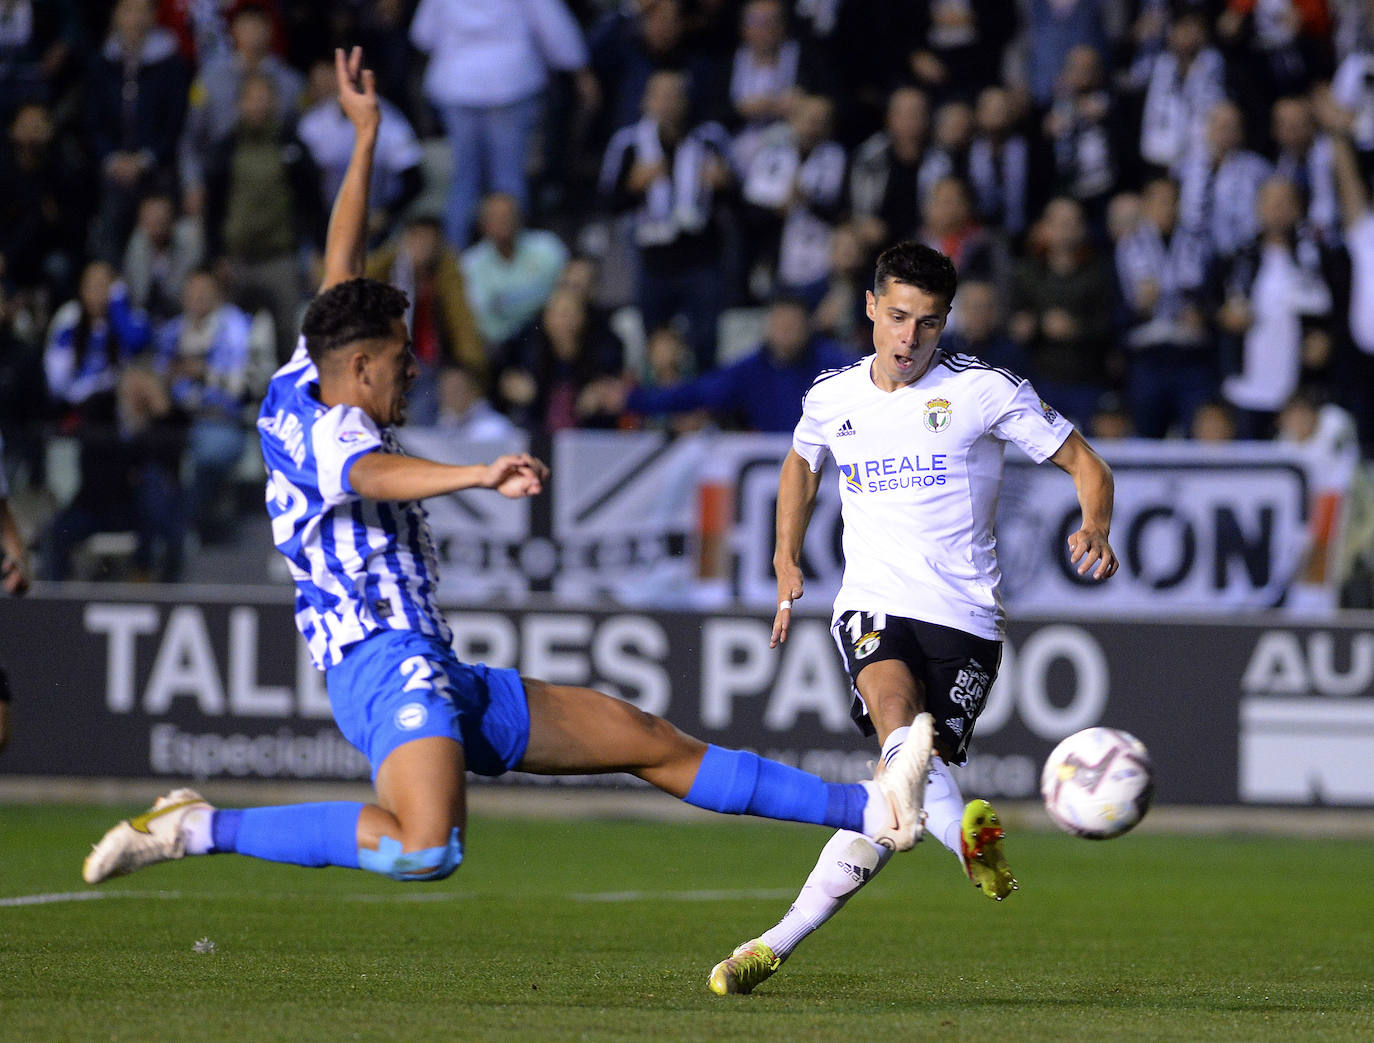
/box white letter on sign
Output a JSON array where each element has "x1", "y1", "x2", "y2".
[
  {"x1": 701, "y1": 619, "x2": 774, "y2": 728},
  {"x1": 1016, "y1": 625, "x2": 1108, "y2": 740},
  {"x1": 592, "y1": 616, "x2": 671, "y2": 716},
  {"x1": 85, "y1": 603, "x2": 159, "y2": 713},
  {"x1": 764, "y1": 622, "x2": 851, "y2": 732},
  {"x1": 522, "y1": 614, "x2": 592, "y2": 683},
  {"x1": 144, "y1": 606, "x2": 225, "y2": 715},
  {"x1": 228, "y1": 607, "x2": 292, "y2": 717}
]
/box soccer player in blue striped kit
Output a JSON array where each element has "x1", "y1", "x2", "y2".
[{"x1": 82, "y1": 49, "x2": 931, "y2": 897}]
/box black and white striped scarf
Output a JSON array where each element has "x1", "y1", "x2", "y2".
[
  {"x1": 601, "y1": 118, "x2": 730, "y2": 247},
  {"x1": 1116, "y1": 220, "x2": 1212, "y2": 348}
]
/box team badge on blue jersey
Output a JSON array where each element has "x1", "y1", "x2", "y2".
[
  {"x1": 923, "y1": 397, "x2": 952, "y2": 433},
  {"x1": 395, "y1": 702, "x2": 428, "y2": 730}
]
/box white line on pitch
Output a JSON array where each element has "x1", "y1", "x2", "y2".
[
  {"x1": 0, "y1": 889, "x2": 454, "y2": 907},
  {"x1": 2, "y1": 885, "x2": 795, "y2": 908},
  {"x1": 0, "y1": 890, "x2": 183, "y2": 907},
  {"x1": 569, "y1": 887, "x2": 796, "y2": 903}
]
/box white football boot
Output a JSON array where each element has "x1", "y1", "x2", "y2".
[
  {"x1": 866, "y1": 712, "x2": 934, "y2": 853},
  {"x1": 83, "y1": 788, "x2": 212, "y2": 884}
]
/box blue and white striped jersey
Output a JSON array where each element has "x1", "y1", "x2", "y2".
[{"x1": 257, "y1": 341, "x2": 450, "y2": 670}]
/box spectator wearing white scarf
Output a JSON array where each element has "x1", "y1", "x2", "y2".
[{"x1": 600, "y1": 71, "x2": 733, "y2": 371}]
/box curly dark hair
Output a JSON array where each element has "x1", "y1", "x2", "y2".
[
  {"x1": 873, "y1": 241, "x2": 958, "y2": 306},
  {"x1": 300, "y1": 277, "x2": 410, "y2": 364}
]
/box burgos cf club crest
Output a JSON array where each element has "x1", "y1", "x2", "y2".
[{"x1": 923, "y1": 397, "x2": 952, "y2": 433}]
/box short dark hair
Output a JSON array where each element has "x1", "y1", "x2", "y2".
[
  {"x1": 301, "y1": 277, "x2": 409, "y2": 364},
  {"x1": 873, "y1": 241, "x2": 958, "y2": 305}
]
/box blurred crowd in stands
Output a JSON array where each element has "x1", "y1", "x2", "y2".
[{"x1": 2, "y1": 0, "x2": 1374, "y2": 585}]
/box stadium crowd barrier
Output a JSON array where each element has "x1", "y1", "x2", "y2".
[
  {"x1": 396, "y1": 430, "x2": 1356, "y2": 616},
  {"x1": 3, "y1": 589, "x2": 1372, "y2": 807}
]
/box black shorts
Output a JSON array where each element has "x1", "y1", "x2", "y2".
[{"x1": 832, "y1": 611, "x2": 1001, "y2": 764}]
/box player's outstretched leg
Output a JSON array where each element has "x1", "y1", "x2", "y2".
[
  {"x1": 708, "y1": 828, "x2": 890, "y2": 995},
  {"x1": 706, "y1": 719, "x2": 929, "y2": 994},
  {"x1": 83, "y1": 793, "x2": 462, "y2": 886},
  {"x1": 518, "y1": 681, "x2": 931, "y2": 850},
  {"x1": 82, "y1": 790, "x2": 382, "y2": 884},
  {"x1": 708, "y1": 735, "x2": 1015, "y2": 993},
  {"x1": 84, "y1": 738, "x2": 466, "y2": 885}
]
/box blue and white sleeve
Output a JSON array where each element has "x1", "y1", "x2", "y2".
[{"x1": 311, "y1": 405, "x2": 384, "y2": 506}]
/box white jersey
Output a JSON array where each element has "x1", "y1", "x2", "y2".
[{"x1": 792, "y1": 351, "x2": 1072, "y2": 640}]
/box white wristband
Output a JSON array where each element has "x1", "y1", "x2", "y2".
[{"x1": 777, "y1": 599, "x2": 793, "y2": 611}]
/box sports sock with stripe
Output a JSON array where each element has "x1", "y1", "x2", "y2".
[
  {"x1": 879, "y1": 725, "x2": 911, "y2": 771},
  {"x1": 759, "y1": 829, "x2": 893, "y2": 959}
]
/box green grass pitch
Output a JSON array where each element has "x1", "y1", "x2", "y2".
[{"x1": 1, "y1": 804, "x2": 1370, "y2": 1042}]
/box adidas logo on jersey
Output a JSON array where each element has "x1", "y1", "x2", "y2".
[{"x1": 836, "y1": 419, "x2": 856, "y2": 437}]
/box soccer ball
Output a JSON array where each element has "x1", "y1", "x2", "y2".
[{"x1": 1040, "y1": 727, "x2": 1154, "y2": 840}]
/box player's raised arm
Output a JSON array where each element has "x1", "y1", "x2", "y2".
[
  {"x1": 1050, "y1": 429, "x2": 1117, "y2": 580},
  {"x1": 349, "y1": 451, "x2": 548, "y2": 503},
  {"x1": 320, "y1": 46, "x2": 381, "y2": 292},
  {"x1": 772, "y1": 449, "x2": 823, "y2": 647}
]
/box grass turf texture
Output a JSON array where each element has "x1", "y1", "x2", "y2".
[{"x1": 1, "y1": 805, "x2": 1369, "y2": 1042}]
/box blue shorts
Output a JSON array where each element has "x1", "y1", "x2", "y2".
[{"x1": 326, "y1": 630, "x2": 530, "y2": 780}]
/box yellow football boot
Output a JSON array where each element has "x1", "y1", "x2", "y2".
[{"x1": 961, "y1": 798, "x2": 1017, "y2": 901}]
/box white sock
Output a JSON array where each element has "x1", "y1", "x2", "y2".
[
  {"x1": 879, "y1": 725, "x2": 911, "y2": 772},
  {"x1": 859, "y1": 778, "x2": 902, "y2": 838},
  {"x1": 759, "y1": 829, "x2": 892, "y2": 959},
  {"x1": 924, "y1": 756, "x2": 967, "y2": 866},
  {"x1": 181, "y1": 807, "x2": 214, "y2": 856}
]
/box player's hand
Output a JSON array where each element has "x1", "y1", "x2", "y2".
[
  {"x1": 335, "y1": 46, "x2": 380, "y2": 135},
  {"x1": 770, "y1": 565, "x2": 804, "y2": 648},
  {"x1": 1067, "y1": 528, "x2": 1117, "y2": 581},
  {"x1": 482, "y1": 453, "x2": 549, "y2": 499}
]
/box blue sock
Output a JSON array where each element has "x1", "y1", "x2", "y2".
[
  {"x1": 210, "y1": 803, "x2": 363, "y2": 869},
  {"x1": 683, "y1": 745, "x2": 868, "y2": 832}
]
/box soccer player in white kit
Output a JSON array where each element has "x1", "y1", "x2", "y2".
[{"x1": 709, "y1": 241, "x2": 1119, "y2": 994}]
